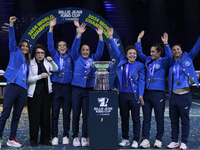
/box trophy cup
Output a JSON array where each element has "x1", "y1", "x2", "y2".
[{"x1": 91, "y1": 59, "x2": 116, "y2": 91}]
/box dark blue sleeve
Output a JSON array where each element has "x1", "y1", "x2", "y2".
[
  {"x1": 138, "y1": 63, "x2": 145, "y2": 97},
  {"x1": 134, "y1": 42, "x2": 147, "y2": 63},
  {"x1": 163, "y1": 45, "x2": 173, "y2": 69},
  {"x1": 188, "y1": 36, "x2": 200, "y2": 59},
  {"x1": 109, "y1": 38, "x2": 123, "y2": 62},
  {"x1": 71, "y1": 36, "x2": 81, "y2": 61},
  {"x1": 47, "y1": 32, "x2": 57, "y2": 57},
  {"x1": 9, "y1": 26, "x2": 17, "y2": 52},
  {"x1": 92, "y1": 40, "x2": 104, "y2": 61}
]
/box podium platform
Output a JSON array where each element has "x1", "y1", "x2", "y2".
[{"x1": 88, "y1": 90, "x2": 118, "y2": 149}]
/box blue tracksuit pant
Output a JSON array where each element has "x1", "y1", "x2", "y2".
[
  {"x1": 71, "y1": 86, "x2": 92, "y2": 138},
  {"x1": 142, "y1": 90, "x2": 165, "y2": 141},
  {"x1": 52, "y1": 83, "x2": 72, "y2": 138},
  {"x1": 0, "y1": 83, "x2": 26, "y2": 139},
  {"x1": 119, "y1": 93, "x2": 141, "y2": 141},
  {"x1": 169, "y1": 92, "x2": 192, "y2": 145}
]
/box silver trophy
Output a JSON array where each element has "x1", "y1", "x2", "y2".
[{"x1": 91, "y1": 59, "x2": 116, "y2": 91}]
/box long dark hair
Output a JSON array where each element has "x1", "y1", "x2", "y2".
[
  {"x1": 152, "y1": 43, "x2": 164, "y2": 55},
  {"x1": 18, "y1": 39, "x2": 31, "y2": 65}
]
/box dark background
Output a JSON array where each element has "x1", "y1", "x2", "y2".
[{"x1": 1, "y1": 0, "x2": 200, "y2": 82}]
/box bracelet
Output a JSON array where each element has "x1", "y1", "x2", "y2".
[
  {"x1": 50, "y1": 26, "x2": 53, "y2": 28},
  {"x1": 164, "y1": 43, "x2": 168, "y2": 45}
]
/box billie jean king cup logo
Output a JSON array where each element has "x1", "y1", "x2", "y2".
[
  {"x1": 89, "y1": 59, "x2": 116, "y2": 91},
  {"x1": 98, "y1": 97, "x2": 109, "y2": 107}
]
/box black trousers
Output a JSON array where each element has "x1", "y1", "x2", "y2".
[{"x1": 27, "y1": 85, "x2": 51, "y2": 144}]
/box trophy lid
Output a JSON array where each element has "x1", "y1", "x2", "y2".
[{"x1": 93, "y1": 61, "x2": 111, "y2": 69}]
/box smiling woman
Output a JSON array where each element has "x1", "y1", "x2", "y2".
[
  {"x1": 0, "y1": 16, "x2": 31, "y2": 148},
  {"x1": 27, "y1": 44, "x2": 58, "y2": 147}
]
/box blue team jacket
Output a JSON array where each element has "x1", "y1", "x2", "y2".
[
  {"x1": 110, "y1": 39, "x2": 145, "y2": 101},
  {"x1": 4, "y1": 26, "x2": 29, "y2": 89},
  {"x1": 71, "y1": 36, "x2": 104, "y2": 88},
  {"x1": 47, "y1": 32, "x2": 73, "y2": 84},
  {"x1": 135, "y1": 42, "x2": 172, "y2": 91},
  {"x1": 168, "y1": 36, "x2": 200, "y2": 98}
]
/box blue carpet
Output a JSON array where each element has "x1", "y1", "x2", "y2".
[{"x1": 0, "y1": 99, "x2": 200, "y2": 149}]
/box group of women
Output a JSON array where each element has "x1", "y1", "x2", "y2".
[
  {"x1": 0, "y1": 16, "x2": 199, "y2": 150},
  {"x1": 108, "y1": 28, "x2": 200, "y2": 150}
]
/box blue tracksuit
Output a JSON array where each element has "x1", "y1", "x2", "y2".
[
  {"x1": 110, "y1": 38, "x2": 145, "y2": 141},
  {"x1": 135, "y1": 42, "x2": 172, "y2": 141},
  {"x1": 47, "y1": 32, "x2": 73, "y2": 138},
  {"x1": 71, "y1": 35, "x2": 104, "y2": 138},
  {"x1": 0, "y1": 26, "x2": 29, "y2": 139},
  {"x1": 168, "y1": 36, "x2": 200, "y2": 145}
]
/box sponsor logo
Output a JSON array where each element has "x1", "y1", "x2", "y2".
[{"x1": 94, "y1": 97, "x2": 113, "y2": 116}]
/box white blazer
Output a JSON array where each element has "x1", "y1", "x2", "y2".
[{"x1": 27, "y1": 58, "x2": 58, "y2": 97}]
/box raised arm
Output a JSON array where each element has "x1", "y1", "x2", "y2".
[
  {"x1": 92, "y1": 25, "x2": 104, "y2": 60},
  {"x1": 135, "y1": 30, "x2": 147, "y2": 62},
  {"x1": 95, "y1": 24, "x2": 103, "y2": 41},
  {"x1": 9, "y1": 16, "x2": 17, "y2": 52},
  {"x1": 108, "y1": 28, "x2": 122, "y2": 61},
  {"x1": 71, "y1": 21, "x2": 86, "y2": 60},
  {"x1": 47, "y1": 17, "x2": 57, "y2": 56},
  {"x1": 161, "y1": 32, "x2": 173, "y2": 68},
  {"x1": 188, "y1": 36, "x2": 200, "y2": 59},
  {"x1": 49, "y1": 17, "x2": 56, "y2": 33},
  {"x1": 76, "y1": 21, "x2": 86, "y2": 39}
]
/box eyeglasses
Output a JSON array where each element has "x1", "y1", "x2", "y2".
[{"x1": 36, "y1": 52, "x2": 45, "y2": 55}]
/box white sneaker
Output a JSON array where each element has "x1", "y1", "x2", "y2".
[
  {"x1": 63, "y1": 136, "x2": 70, "y2": 145},
  {"x1": 81, "y1": 137, "x2": 88, "y2": 147},
  {"x1": 167, "y1": 142, "x2": 180, "y2": 149},
  {"x1": 131, "y1": 140, "x2": 138, "y2": 148},
  {"x1": 140, "y1": 139, "x2": 150, "y2": 148},
  {"x1": 52, "y1": 137, "x2": 58, "y2": 145},
  {"x1": 73, "y1": 137, "x2": 81, "y2": 147},
  {"x1": 119, "y1": 139, "x2": 130, "y2": 147},
  {"x1": 179, "y1": 142, "x2": 187, "y2": 150},
  {"x1": 154, "y1": 139, "x2": 162, "y2": 148},
  {"x1": 7, "y1": 138, "x2": 22, "y2": 147}
]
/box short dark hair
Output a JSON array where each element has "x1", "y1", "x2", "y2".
[
  {"x1": 32, "y1": 44, "x2": 46, "y2": 57},
  {"x1": 171, "y1": 43, "x2": 182, "y2": 49},
  {"x1": 55, "y1": 41, "x2": 68, "y2": 49},
  {"x1": 18, "y1": 39, "x2": 31, "y2": 65},
  {"x1": 125, "y1": 45, "x2": 137, "y2": 55}
]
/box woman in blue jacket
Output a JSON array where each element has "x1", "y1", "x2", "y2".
[
  {"x1": 135, "y1": 31, "x2": 172, "y2": 148},
  {"x1": 167, "y1": 36, "x2": 200, "y2": 150},
  {"x1": 0, "y1": 16, "x2": 31, "y2": 148},
  {"x1": 71, "y1": 19, "x2": 104, "y2": 147},
  {"x1": 47, "y1": 17, "x2": 73, "y2": 146},
  {"x1": 109, "y1": 28, "x2": 145, "y2": 148}
]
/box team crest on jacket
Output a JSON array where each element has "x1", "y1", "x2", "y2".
[
  {"x1": 68, "y1": 57, "x2": 71, "y2": 62},
  {"x1": 155, "y1": 63, "x2": 160, "y2": 69},
  {"x1": 185, "y1": 61, "x2": 191, "y2": 67}
]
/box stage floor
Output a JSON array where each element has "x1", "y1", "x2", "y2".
[{"x1": 0, "y1": 99, "x2": 200, "y2": 149}]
